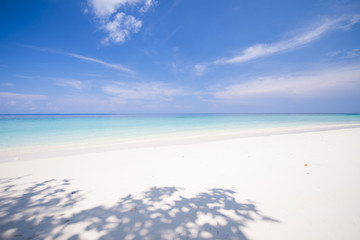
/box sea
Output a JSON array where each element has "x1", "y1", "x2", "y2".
[{"x1": 1, "y1": 114, "x2": 360, "y2": 149}]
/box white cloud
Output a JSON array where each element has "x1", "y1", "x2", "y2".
[
  {"x1": 140, "y1": 0, "x2": 155, "y2": 13},
  {"x1": 56, "y1": 79, "x2": 85, "y2": 90},
  {"x1": 87, "y1": 0, "x2": 155, "y2": 17},
  {"x1": 213, "y1": 64, "x2": 360, "y2": 103},
  {"x1": 196, "y1": 15, "x2": 360, "y2": 74},
  {"x1": 102, "y1": 82, "x2": 185, "y2": 102},
  {"x1": 86, "y1": 0, "x2": 156, "y2": 44},
  {"x1": 102, "y1": 12, "x2": 142, "y2": 44},
  {"x1": 87, "y1": 0, "x2": 140, "y2": 18}
]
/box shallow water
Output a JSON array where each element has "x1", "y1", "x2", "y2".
[{"x1": 1, "y1": 114, "x2": 360, "y2": 148}]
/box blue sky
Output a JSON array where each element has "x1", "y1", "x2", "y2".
[{"x1": 1, "y1": 0, "x2": 360, "y2": 113}]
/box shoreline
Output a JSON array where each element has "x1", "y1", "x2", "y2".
[{"x1": 1, "y1": 122, "x2": 360, "y2": 162}]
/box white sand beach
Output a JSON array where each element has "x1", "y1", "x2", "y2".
[{"x1": 1, "y1": 127, "x2": 360, "y2": 240}]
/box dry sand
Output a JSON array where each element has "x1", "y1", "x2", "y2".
[{"x1": 1, "y1": 128, "x2": 360, "y2": 239}]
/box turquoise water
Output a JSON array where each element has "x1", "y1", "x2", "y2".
[{"x1": 1, "y1": 114, "x2": 360, "y2": 148}]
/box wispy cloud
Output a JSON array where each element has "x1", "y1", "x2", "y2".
[
  {"x1": 194, "y1": 64, "x2": 207, "y2": 76},
  {"x1": 27, "y1": 45, "x2": 134, "y2": 73},
  {"x1": 0, "y1": 65, "x2": 8, "y2": 68},
  {"x1": 56, "y1": 79, "x2": 86, "y2": 90},
  {"x1": 86, "y1": 0, "x2": 156, "y2": 44},
  {"x1": 0, "y1": 92, "x2": 48, "y2": 110},
  {"x1": 80, "y1": 73, "x2": 103, "y2": 77},
  {"x1": 0, "y1": 82, "x2": 14, "y2": 87},
  {"x1": 196, "y1": 15, "x2": 360, "y2": 75},
  {"x1": 102, "y1": 81, "x2": 185, "y2": 102},
  {"x1": 0, "y1": 92, "x2": 48, "y2": 101},
  {"x1": 328, "y1": 49, "x2": 360, "y2": 58},
  {"x1": 14, "y1": 74, "x2": 36, "y2": 79},
  {"x1": 212, "y1": 64, "x2": 360, "y2": 103},
  {"x1": 66, "y1": 52, "x2": 134, "y2": 73}
]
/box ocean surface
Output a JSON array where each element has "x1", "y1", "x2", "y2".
[{"x1": 1, "y1": 114, "x2": 360, "y2": 149}]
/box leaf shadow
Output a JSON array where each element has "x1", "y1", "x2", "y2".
[{"x1": 0, "y1": 177, "x2": 279, "y2": 239}]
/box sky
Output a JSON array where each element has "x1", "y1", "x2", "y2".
[{"x1": 0, "y1": 0, "x2": 360, "y2": 113}]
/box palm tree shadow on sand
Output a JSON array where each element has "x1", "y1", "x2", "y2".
[{"x1": 0, "y1": 177, "x2": 279, "y2": 240}]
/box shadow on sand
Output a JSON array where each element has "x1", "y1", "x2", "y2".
[{"x1": 0, "y1": 177, "x2": 278, "y2": 240}]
